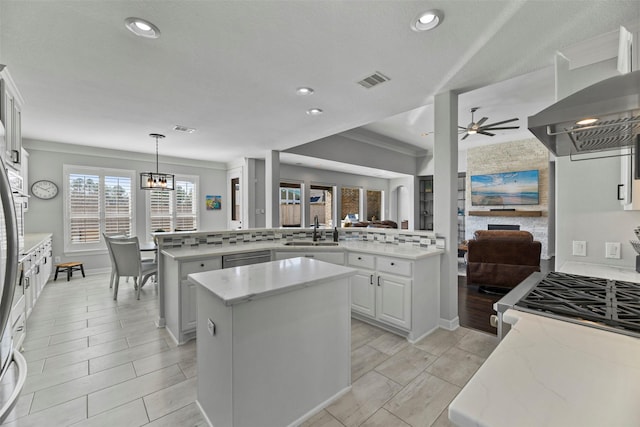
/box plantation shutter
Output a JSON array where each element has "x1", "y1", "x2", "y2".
[
  {"x1": 64, "y1": 166, "x2": 136, "y2": 253},
  {"x1": 104, "y1": 175, "x2": 132, "y2": 236},
  {"x1": 68, "y1": 173, "x2": 100, "y2": 243},
  {"x1": 175, "y1": 178, "x2": 197, "y2": 231},
  {"x1": 149, "y1": 190, "x2": 172, "y2": 232}
]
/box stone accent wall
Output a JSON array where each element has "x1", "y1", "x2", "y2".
[
  {"x1": 366, "y1": 190, "x2": 382, "y2": 221},
  {"x1": 466, "y1": 138, "x2": 550, "y2": 259}
]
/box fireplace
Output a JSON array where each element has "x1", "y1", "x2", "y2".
[{"x1": 488, "y1": 224, "x2": 520, "y2": 231}]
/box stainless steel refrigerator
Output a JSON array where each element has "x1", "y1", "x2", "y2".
[{"x1": 0, "y1": 151, "x2": 27, "y2": 420}]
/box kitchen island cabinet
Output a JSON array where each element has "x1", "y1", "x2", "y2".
[
  {"x1": 190, "y1": 257, "x2": 357, "y2": 427},
  {"x1": 161, "y1": 255, "x2": 222, "y2": 344},
  {"x1": 349, "y1": 251, "x2": 439, "y2": 341}
]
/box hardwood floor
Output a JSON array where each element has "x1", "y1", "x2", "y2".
[{"x1": 457, "y1": 257, "x2": 555, "y2": 335}]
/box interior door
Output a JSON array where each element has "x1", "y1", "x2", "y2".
[{"x1": 228, "y1": 168, "x2": 242, "y2": 229}]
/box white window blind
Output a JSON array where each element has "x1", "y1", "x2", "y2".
[
  {"x1": 147, "y1": 175, "x2": 198, "y2": 234},
  {"x1": 64, "y1": 165, "x2": 135, "y2": 253}
]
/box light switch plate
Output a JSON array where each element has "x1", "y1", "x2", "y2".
[
  {"x1": 605, "y1": 242, "x2": 621, "y2": 259},
  {"x1": 572, "y1": 240, "x2": 587, "y2": 256}
]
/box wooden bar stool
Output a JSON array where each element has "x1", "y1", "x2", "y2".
[{"x1": 54, "y1": 262, "x2": 85, "y2": 281}]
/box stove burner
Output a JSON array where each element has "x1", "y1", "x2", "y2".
[{"x1": 515, "y1": 272, "x2": 640, "y2": 337}]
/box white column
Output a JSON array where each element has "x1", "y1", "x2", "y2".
[
  {"x1": 265, "y1": 151, "x2": 280, "y2": 228},
  {"x1": 434, "y1": 91, "x2": 459, "y2": 327}
]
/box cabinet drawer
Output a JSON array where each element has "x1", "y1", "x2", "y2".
[
  {"x1": 182, "y1": 257, "x2": 222, "y2": 278},
  {"x1": 376, "y1": 257, "x2": 412, "y2": 277},
  {"x1": 348, "y1": 253, "x2": 375, "y2": 270}
]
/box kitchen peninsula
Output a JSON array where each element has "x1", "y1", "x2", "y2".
[
  {"x1": 189, "y1": 257, "x2": 357, "y2": 427},
  {"x1": 157, "y1": 228, "x2": 444, "y2": 345}
]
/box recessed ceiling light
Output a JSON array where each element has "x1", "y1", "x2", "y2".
[
  {"x1": 296, "y1": 87, "x2": 314, "y2": 95},
  {"x1": 411, "y1": 10, "x2": 443, "y2": 32},
  {"x1": 576, "y1": 118, "x2": 598, "y2": 125},
  {"x1": 421, "y1": 132, "x2": 430, "y2": 137},
  {"x1": 306, "y1": 108, "x2": 323, "y2": 116},
  {"x1": 125, "y1": 17, "x2": 161, "y2": 39}
]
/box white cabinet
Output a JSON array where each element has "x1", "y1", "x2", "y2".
[
  {"x1": 0, "y1": 65, "x2": 24, "y2": 168},
  {"x1": 274, "y1": 250, "x2": 345, "y2": 265},
  {"x1": 347, "y1": 252, "x2": 412, "y2": 331},
  {"x1": 620, "y1": 148, "x2": 640, "y2": 210},
  {"x1": 350, "y1": 270, "x2": 376, "y2": 317},
  {"x1": 163, "y1": 255, "x2": 222, "y2": 344},
  {"x1": 22, "y1": 236, "x2": 53, "y2": 319}
]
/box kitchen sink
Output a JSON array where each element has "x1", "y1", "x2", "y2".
[{"x1": 283, "y1": 241, "x2": 339, "y2": 246}]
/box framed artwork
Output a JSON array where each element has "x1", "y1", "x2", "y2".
[{"x1": 206, "y1": 195, "x2": 222, "y2": 210}]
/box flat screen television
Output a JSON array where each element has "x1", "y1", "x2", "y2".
[{"x1": 470, "y1": 169, "x2": 539, "y2": 206}]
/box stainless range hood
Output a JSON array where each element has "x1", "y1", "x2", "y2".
[{"x1": 528, "y1": 70, "x2": 640, "y2": 157}]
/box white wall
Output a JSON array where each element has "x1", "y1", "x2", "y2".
[
  {"x1": 285, "y1": 134, "x2": 417, "y2": 175},
  {"x1": 555, "y1": 56, "x2": 640, "y2": 268},
  {"x1": 23, "y1": 139, "x2": 228, "y2": 270}
]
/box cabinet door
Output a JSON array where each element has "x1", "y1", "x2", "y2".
[
  {"x1": 24, "y1": 272, "x2": 34, "y2": 318},
  {"x1": 376, "y1": 274, "x2": 412, "y2": 330},
  {"x1": 181, "y1": 281, "x2": 198, "y2": 332},
  {"x1": 1, "y1": 81, "x2": 14, "y2": 163},
  {"x1": 11, "y1": 101, "x2": 20, "y2": 164},
  {"x1": 350, "y1": 270, "x2": 375, "y2": 317}
]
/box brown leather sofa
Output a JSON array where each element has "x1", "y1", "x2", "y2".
[{"x1": 466, "y1": 230, "x2": 542, "y2": 294}]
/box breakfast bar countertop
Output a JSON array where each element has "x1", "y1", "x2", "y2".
[
  {"x1": 448, "y1": 308, "x2": 640, "y2": 427},
  {"x1": 162, "y1": 240, "x2": 443, "y2": 261},
  {"x1": 188, "y1": 257, "x2": 357, "y2": 306}
]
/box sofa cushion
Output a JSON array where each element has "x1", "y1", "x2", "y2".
[{"x1": 473, "y1": 230, "x2": 533, "y2": 242}]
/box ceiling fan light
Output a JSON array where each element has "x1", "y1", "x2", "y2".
[
  {"x1": 411, "y1": 10, "x2": 443, "y2": 32},
  {"x1": 467, "y1": 129, "x2": 477, "y2": 135}
]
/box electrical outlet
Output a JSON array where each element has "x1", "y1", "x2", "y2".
[
  {"x1": 605, "y1": 242, "x2": 621, "y2": 259},
  {"x1": 572, "y1": 240, "x2": 587, "y2": 256},
  {"x1": 207, "y1": 318, "x2": 216, "y2": 336},
  {"x1": 54, "y1": 256, "x2": 61, "y2": 263},
  {"x1": 184, "y1": 237, "x2": 197, "y2": 245}
]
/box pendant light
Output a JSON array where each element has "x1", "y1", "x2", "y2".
[{"x1": 140, "y1": 133, "x2": 174, "y2": 190}]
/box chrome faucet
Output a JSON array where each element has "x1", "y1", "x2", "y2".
[{"x1": 313, "y1": 215, "x2": 319, "y2": 241}]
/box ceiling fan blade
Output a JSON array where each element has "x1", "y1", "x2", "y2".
[
  {"x1": 458, "y1": 126, "x2": 467, "y2": 129},
  {"x1": 481, "y1": 118, "x2": 519, "y2": 127},
  {"x1": 476, "y1": 117, "x2": 489, "y2": 126},
  {"x1": 481, "y1": 126, "x2": 520, "y2": 131},
  {"x1": 461, "y1": 133, "x2": 470, "y2": 140},
  {"x1": 479, "y1": 131, "x2": 495, "y2": 136}
]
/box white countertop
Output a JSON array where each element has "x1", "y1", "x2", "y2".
[
  {"x1": 188, "y1": 257, "x2": 357, "y2": 306},
  {"x1": 22, "y1": 233, "x2": 52, "y2": 255},
  {"x1": 449, "y1": 309, "x2": 640, "y2": 427},
  {"x1": 558, "y1": 261, "x2": 640, "y2": 282},
  {"x1": 162, "y1": 240, "x2": 443, "y2": 261}
]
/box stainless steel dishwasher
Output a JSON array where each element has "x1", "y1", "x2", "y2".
[{"x1": 222, "y1": 250, "x2": 271, "y2": 268}]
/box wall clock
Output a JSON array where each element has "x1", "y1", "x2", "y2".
[{"x1": 31, "y1": 180, "x2": 59, "y2": 200}]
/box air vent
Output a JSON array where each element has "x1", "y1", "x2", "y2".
[
  {"x1": 357, "y1": 71, "x2": 391, "y2": 89},
  {"x1": 173, "y1": 125, "x2": 196, "y2": 133}
]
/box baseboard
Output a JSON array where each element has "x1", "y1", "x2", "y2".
[
  {"x1": 196, "y1": 400, "x2": 214, "y2": 427},
  {"x1": 439, "y1": 316, "x2": 460, "y2": 331},
  {"x1": 407, "y1": 325, "x2": 439, "y2": 344},
  {"x1": 287, "y1": 385, "x2": 352, "y2": 427}
]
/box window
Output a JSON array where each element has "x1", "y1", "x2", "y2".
[
  {"x1": 280, "y1": 182, "x2": 302, "y2": 227},
  {"x1": 366, "y1": 190, "x2": 383, "y2": 221},
  {"x1": 341, "y1": 187, "x2": 361, "y2": 224},
  {"x1": 147, "y1": 175, "x2": 199, "y2": 234},
  {"x1": 64, "y1": 165, "x2": 135, "y2": 253},
  {"x1": 310, "y1": 184, "x2": 335, "y2": 227}
]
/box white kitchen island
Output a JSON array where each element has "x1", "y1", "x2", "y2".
[{"x1": 189, "y1": 257, "x2": 357, "y2": 427}]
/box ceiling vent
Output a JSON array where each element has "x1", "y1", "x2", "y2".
[
  {"x1": 357, "y1": 71, "x2": 390, "y2": 89},
  {"x1": 173, "y1": 125, "x2": 196, "y2": 134}
]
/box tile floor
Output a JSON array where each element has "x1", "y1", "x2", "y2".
[{"x1": 1, "y1": 272, "x2": 499, "y2": 427}]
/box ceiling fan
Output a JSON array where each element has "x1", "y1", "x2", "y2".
[{"x1": 458, "y1": 107, "x2": 519, "y2": 140}]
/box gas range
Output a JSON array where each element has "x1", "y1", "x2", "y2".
[{"x1": 514, "y1": 271, "x2": 640, "y2": 339}]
